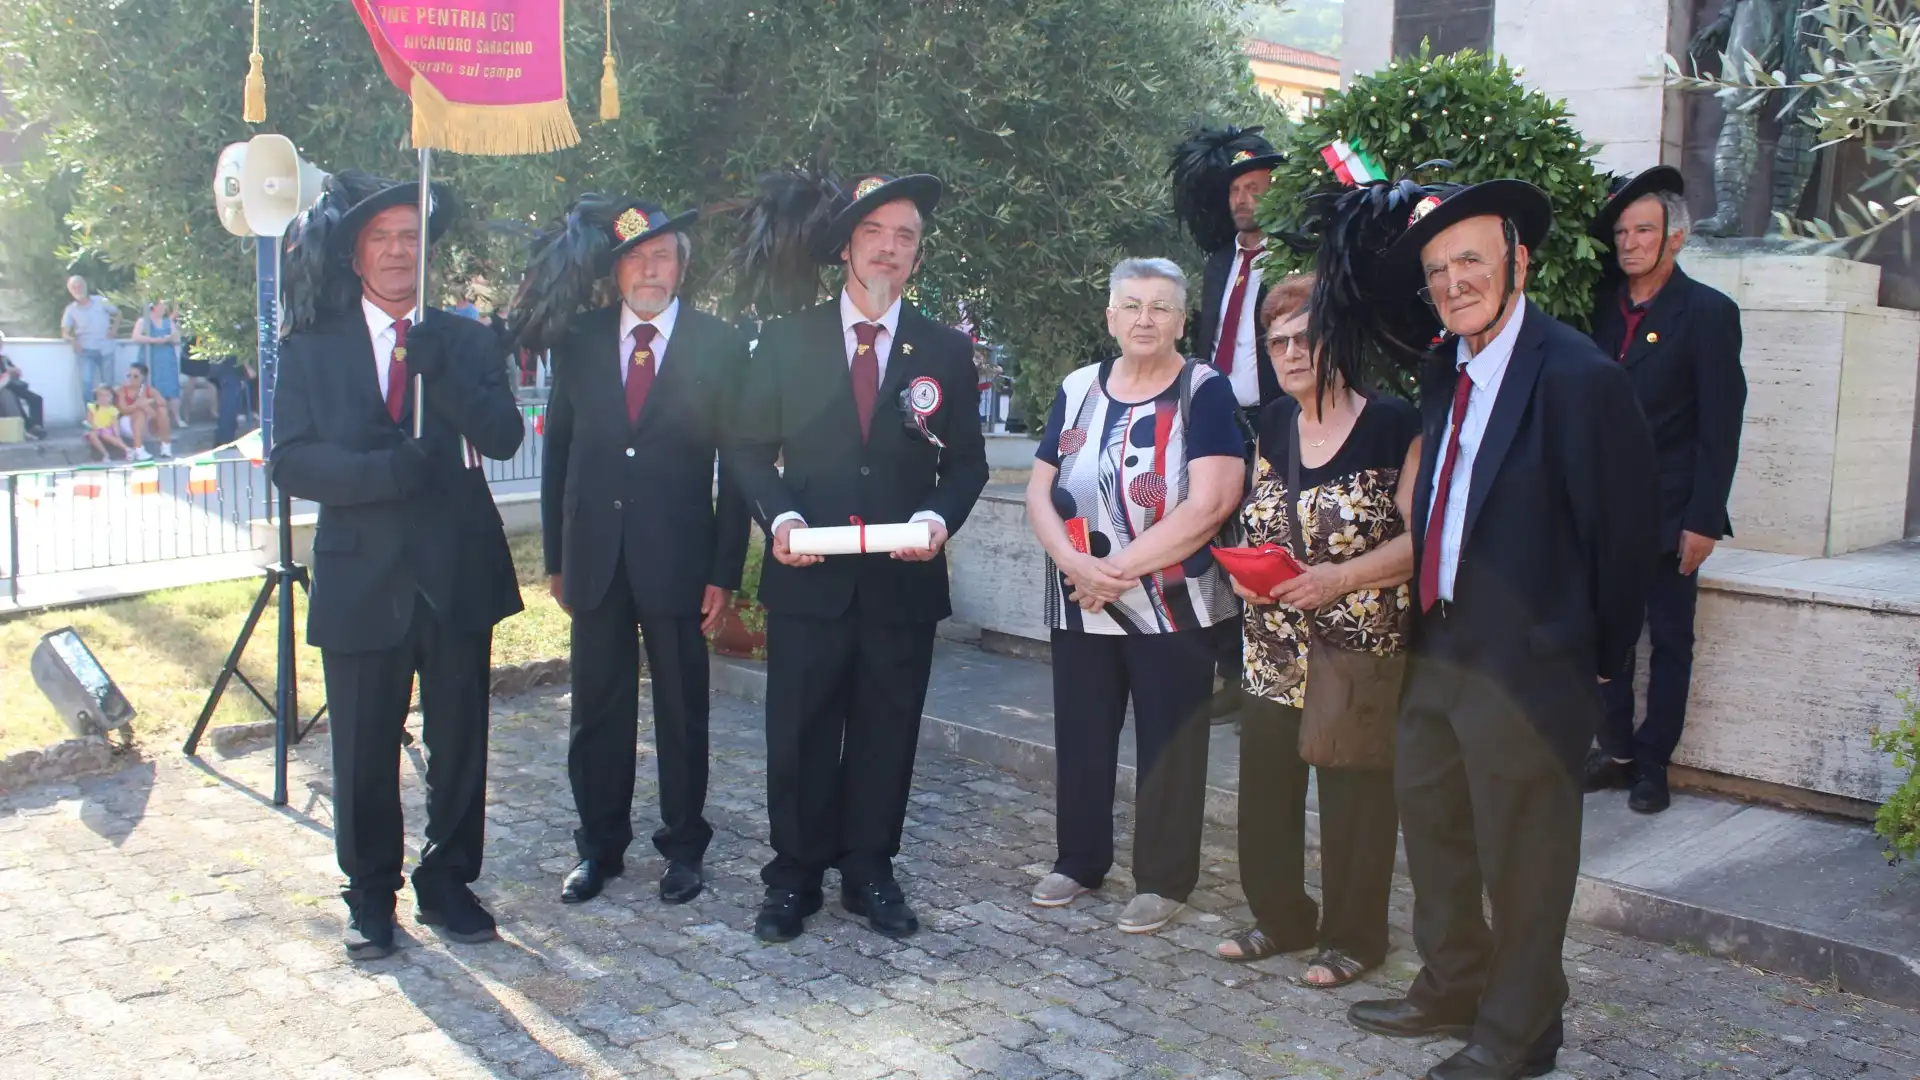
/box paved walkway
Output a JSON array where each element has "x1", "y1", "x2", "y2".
[{"x1": 1, "y1": 687, "x2": 1916, "y2": 1079}]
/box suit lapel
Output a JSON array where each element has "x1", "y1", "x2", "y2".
[
  {"x1": 1461, "y1": 307, "x2": 1547, "y2": 547},
  {"x1": 880, "y1": 307, "x2": 934, "y2": 419},
  {"x1": 1620, "y1": 269, "x2": 1690, "y2": 370},
  {"x1": 332, "y1": 311, "x2": 387, "y2": 422},
  {"x1": 1410, "y1": 350, "x2": 1452, "y2": 542},
  {"x1": 638, "y1": 311, "x2": 701, "y2": 432}
]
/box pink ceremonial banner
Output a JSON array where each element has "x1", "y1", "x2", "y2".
[{"x1": 351, "y1": 0, "x2": 580, "y2": 155}]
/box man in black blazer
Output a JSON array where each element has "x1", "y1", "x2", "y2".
[
  {"x1": 269, "y1": 172, "x2": 525, "y2": 961},
  {"x1": 518, "y1": 198, "x2": 750, "y2": 906},
  {"x1": 733, "y1": 172, "x2": 989, "y2": 943},
  {"x1": 1587, "y1": 167, "x2": 1747, "y2": 814},
  {"x1": 1336, "y1": 181, "x2": 1658, "y2": 1080}
]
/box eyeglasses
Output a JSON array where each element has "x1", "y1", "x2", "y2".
[
  {"x1": 1266, "y1": 332, "x2": 1315, "y2": 356},
  {"x1": 1112, "y1": 301, "x2": 1181, "y2": 323},
  {"x1": 1417, "y1": 254, "x2": 1500, "y2": 303}
]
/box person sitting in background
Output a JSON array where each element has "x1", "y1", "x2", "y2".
[
  {"x1": 115, "y1": 362, "x2": 172, "y2": 460},
  {"x1": 84, "y1": 385, "x2": 128, "y2": 459},
  {"x1": 1212, "y1": 272, "x2": 1420, "y2": 988},
  {"x1": 1023, "y1": 257, "x2": 1245, "y2": 935},
  {"x1": 0, "y1": 337, "x2": 47, "y2": 438}
]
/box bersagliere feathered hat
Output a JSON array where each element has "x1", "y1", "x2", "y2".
[
  {"x1": 280, "y1": 170, "x2": 456, "y2": 333},
  {"x1": 1167, "y1": 125, "x2": 1286, "y2": 254},
  {"x1": 503, "y1": 195, "x2": 699, "y2": 352}
]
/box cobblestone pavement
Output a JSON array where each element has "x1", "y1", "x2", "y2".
[{"x1": 2, "y1": 686, "x2": 1917, "y2": 1080}]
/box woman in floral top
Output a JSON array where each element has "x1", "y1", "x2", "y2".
[{"x1": 1212, "y1": 274, "x2": 1422, "y2": 989}]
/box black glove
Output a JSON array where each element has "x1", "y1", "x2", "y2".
[
  {"x1": 399, "y1": 317, "x2": 451, "y2": 382},
  {"x1": 390, "y1": 434, "x2": 432, "y2": 497}
]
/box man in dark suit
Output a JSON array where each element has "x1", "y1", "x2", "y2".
[
  {"x1": 515, "y1": 197, "x2": 750, "y2": 906},
  {"x1": 1331, "y1": 181, "x2": 1658, "y2": 1080},
  {"x1": 733, "y1": 172, "x2": 989, "y2": 943},
  {"x1": 1587, "y1": 167, "x2": 1747, "y2": 814},
  {"x1": 269, "y1": 171, "x2": 525, "y2": 961},
  {"x1": 1170, "y1": 125, "x2": 1284, "y2": 724}
]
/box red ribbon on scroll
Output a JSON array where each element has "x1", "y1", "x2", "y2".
[{"x1": 849, "y1": 516, "x2": 868, "y2": 554}]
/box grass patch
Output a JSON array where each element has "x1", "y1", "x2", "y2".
[{"x1": 0, "y1": 531, "x2": 569, "y2": 756}]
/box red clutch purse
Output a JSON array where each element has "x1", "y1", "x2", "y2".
[{"x1": 1210, "y1": 543, "x2": 1307, "y2": 596}]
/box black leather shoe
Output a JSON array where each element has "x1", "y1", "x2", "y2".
[
  {"x1": 1629, "y1": 763, "x2": 1671, "y2": 814},
  {"x1": 1582, "y1": 749, "x2": 1635, "y2": 793},
  {"x1": 1427, "y1": 1042, "x2": 1557, "y2": 1080},
  {"x1": 660, "y1": 861, "x2": 705, "y2": 905},
  {"x1": 754, "y1": 887, "x2": 824, "y2": 943},
  {"x1": 842, "y1": 881, "x2": 920, "y2": 939},
  {"x1": 1349, "y1": 997, "x2": 1474, "y2": 1040},
  {"x1": 342, "y1": 888, "x2": 396, "y2": 961},
  {"x1": 561, "y1": 860, "x2": 623, "y2": 904},
  {"x1": 413, "y1": 880, "x2": 498, "y2": 943}
]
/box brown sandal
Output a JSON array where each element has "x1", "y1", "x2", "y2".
[{"x1": 1292, "y1": 947, "x2": 1373, "y2": 989}]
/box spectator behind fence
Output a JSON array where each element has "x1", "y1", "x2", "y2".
[
  {"x1": 61, "y1": 275, "x2": 119, "y2": 401},
  {"x1": 133, "y1": 299, "x2": 187, "y2": 429},
  {"x1": 115, "y1": 361, "x2": 173, "y2": 460},
  {"x1": 0, "y1": 334, "x2": 48, "y2": 439},
  {"x1": 1211, "y1": 273, "x2": 1420, "y2": 989},
  {"x1": 84, "y1": 385, "x2": 128, "y2": 459},
  {"x1": 178, "y1": 325, "x2": 215, "y2": 425},
  {"x1": 1023, "y1": 257, "x2": 1246, "y2": 935}
]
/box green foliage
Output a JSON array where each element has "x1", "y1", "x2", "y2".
[
  {"x1": 1872, "y1": 686, "x2": 1920, "y2": 861},
  {"x1": 0, "y1": 0, "x2": 1278, "y2": 420},
  {"x1": 0, "y1": 156, "x2": 133, "y2": 335},
  {"x1": 1256, "y1": 44, "x2": 1612, "y2": 331},
  {"x1": 1667, "y1": 0, "x2": 1920, "y2": 254},
  {"x1": 1242, "y1": 0, "x2": 1343, "y2": 56}
]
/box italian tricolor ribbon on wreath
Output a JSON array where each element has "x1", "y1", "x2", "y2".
[{"x1": 1320, "y1": 138, "x2": 1387, "y2": 187}]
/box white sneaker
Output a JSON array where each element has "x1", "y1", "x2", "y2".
[
  {"x1": 130, "y1": 448, "x2": 152, "y2": 462},
  {"x1": 158, "y1": 442, "x2": 173, "y2": 459},
  {"x1": 1030, "y1": 872, "x2": 1090, "y2": 908},
  {"x1": 1117, "y1": 893, "x2": 1185, "y2": 934}
]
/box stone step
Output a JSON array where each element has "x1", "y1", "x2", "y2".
[{"x1": 708, "y1": 641, "x2": 1920, "y2": 1010}]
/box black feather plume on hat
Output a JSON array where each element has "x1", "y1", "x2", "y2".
[
  {"x1": 726, "y1": 155, "x2": 844, "y2": 318},
  {"x1": 1168, "y1": 125, "x2": 1279, "y2": 254},
  {"x1": 1297, "y1": 162, "x2": 1454, "y2": 392},
  {"x1": 504, "y1": 194, "x2": 624, "y2": 353},
  {"x1": 281, "y1": 170, "x2": 392, "y2": 334}
]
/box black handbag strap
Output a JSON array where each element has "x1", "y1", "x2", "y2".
[{"x1": 1282, "y1": 405, "x2": 1309, "y2": 565}]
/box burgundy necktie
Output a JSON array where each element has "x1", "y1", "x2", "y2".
[
  {"x1": 1210, "y1": 247, "x2": 1259, "y2": 375},
  {"x1": 1419, "y1": 367, "x2": 1476, "y2": 613},
  {"x1": 851, "y1": 321, "x2": 882, "y2": 440},
  {"x1": 626, "y1": 323, "x2": 658, "y2": 427},
  {"x1": 386, "y1": 317, "x2": 410, "y2": 423}
]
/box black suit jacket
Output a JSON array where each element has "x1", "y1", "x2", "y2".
[
  {"x1": 541, "y1": 303, "x2": 751, "y2": 614},
  {"x1": 736, "y1": 300, "x2": 989, "y2": 624},
  {"x1": 1408, "y1": 303, "x2": 1660, "y2": 775},
  {"x1": 1588, "y1": 267, "x2": 1746, "y2": 550},
  {"x1": 269, "y1": 307, "x2": 525, "y2": 653},
  {"x1": 1194, "y1": 245, "x2": 1282, "y2": 408}
]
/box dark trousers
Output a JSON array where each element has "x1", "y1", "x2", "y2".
[
  {"x1": 323, "y1": 594, "x2": 492, "y2": 895},
  {"x1": 1599, "y1": 554, "x2": 1699, "y2": 769},
  {"x1": 1395, "y1": 619, "x2": 1581, "y2": 1061},
  {"x1": 214, "y1": 368, "x2": 247, "y2": 444},
  {"x1": 762, "y1": 612, "x2": 937, "y2": 891},
  {"x1": 1049, "y1": 627, "x2": 1213, "y2": 900},
  {"x1": 567, "y1": 558, "x2": 712, "y2": 867},
  {"x1": 1238, "y1": 697, "x2": 1397, "y2": 964},
  {"x1": 1212, "y1": 615, "x2": 1244, "y2": 694},
  {"x1": 5, "y1": 384, "x2": 43, "y2": 431}
]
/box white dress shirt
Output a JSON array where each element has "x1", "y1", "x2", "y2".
[
  {"x1": 618, "y1": 297, "x2": 680, "y2": 386},
  {"x1": 362, "y1": 296, "x2": 420, "y2": 402},
  {"x1": 1209, "y1": 243, "x2": 1264, "y2": 408},
  {"x1": 1427, "y1": 295, "x2": 1527, "y2": 602},
  {"x1": 768, "y1": 290, "x2": 943, "y2": 538}
]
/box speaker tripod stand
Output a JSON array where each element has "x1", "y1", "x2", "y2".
[{"x1": 182, "y1": 484, "x2": 326, "y2": 806}]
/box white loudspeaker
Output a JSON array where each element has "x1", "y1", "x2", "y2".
[
  {"x1": 213, "y1": 142, "x2": 251, "y2": 237},
  {"x1": 240, "y1": 134, "x2": 328, "y2": 237}
]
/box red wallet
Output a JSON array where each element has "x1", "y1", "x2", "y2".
[{"x1": 1210, "y1": 543, "x2": 1307, "y2": 596}]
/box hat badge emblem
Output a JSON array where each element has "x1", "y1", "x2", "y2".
[
  {"x1": 1409, "y1": 195, "x2": 1442, "y2": 225},
  {"x1": 854, "y1": 177, "x2": 887, "y2": 200},
  {"x1": 614, "y1": 207, "x2": 651, "y2": 242},
  {"x1": 1232, "y1": 150, "x2": 1254, "y2": 164}
]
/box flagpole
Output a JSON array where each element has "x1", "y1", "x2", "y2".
[{"x1": 412, "y1": 146, "x2": 431, "y2": 439}]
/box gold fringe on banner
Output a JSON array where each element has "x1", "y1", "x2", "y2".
[
  {"x1": 599, "y1": 0, "x2": 619, "y2": 121},
  {"x1": 408, "y1": 74, "x2": 581, "y2": 155},
  {"x1": 242, "y1": 0, "x2": 266, "y2": 122}
]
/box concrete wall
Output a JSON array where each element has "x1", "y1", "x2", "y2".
[{"x1": 6, "y1": 338, "x2": 152, "y2": 429}]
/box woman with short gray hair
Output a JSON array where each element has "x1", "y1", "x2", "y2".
[{"x1": 1022, "y1": 256, "x2": 1247, "y2": 934}]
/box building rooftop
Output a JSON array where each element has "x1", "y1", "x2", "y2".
[{"x1": 1243, "y1": 38, "x2": 1341, "y2": 75}]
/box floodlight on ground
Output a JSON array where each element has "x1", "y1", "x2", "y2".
[{"x1": 30, "y1": 627, "x2": 135, "y2": 741}]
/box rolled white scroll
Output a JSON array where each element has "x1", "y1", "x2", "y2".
[{"x1": 788, "y1": 520, "x2": 932, "y2": 556}]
